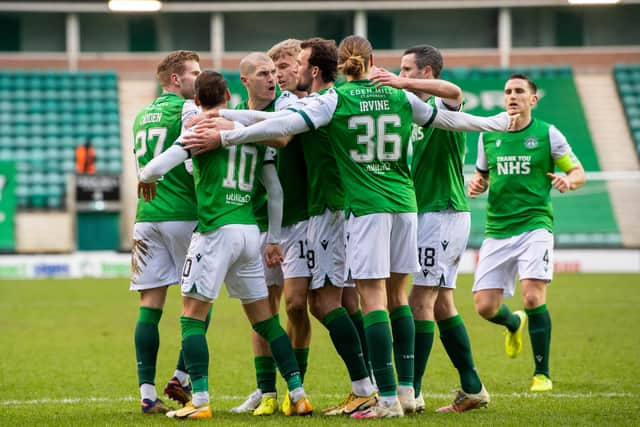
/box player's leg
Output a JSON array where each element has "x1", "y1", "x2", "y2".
[
  {"x1": 518, "y1": 229, "x2": 554, "y2": 391},
  {"x1": 244, "y1": 285, "x2": 281, "y2": 415},
  {"x1": 131, "y1": 222, "x2": 181, "y2": 414},
  {"x1": 434, "y1": 289, "x2": 489, "y2": 412},
  {"x1": 156, "y1": 221, "x2": 203, "y2": 407},
  {"x1": 307, "y1": 209, "x2": 376, "y2": 415},
  {"x1": 167, "y1": 229, "x2": 234, "y2": 420},
  {"x1": 347, "y1": 213, "x2": 403, "y2": 419},
  {"x1": 226, "y1": 225, "x2": 311, "y2": 416},
  {"x1": 409, "y1": 211, "x2": 442, "y2": 408},
  {"x1": 232, "y1": 232, "x2": 283, "y2": 415},
  {"x1": 342, "y1": 287, "x2": 370, "y2": 376},
  {"x1": 473, "y1": 237, "x2": 525, "y2": 358},
  {"x1": 281, "y1": 221, "x2": 312, "y2": 384},
  {"x1": 386, "y1": 212, "x2": 420, "y2": 413},
  {"x1": 408, "y1": 285, "x2": 437, "y2": 410}
]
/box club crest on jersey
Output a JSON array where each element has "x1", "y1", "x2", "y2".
[
  {"x1": 524, "y1": 137, "x2": 539, "y2": 149},
  {"x1": 495, "y1": 139, "x2": 502, "y2": 147}
]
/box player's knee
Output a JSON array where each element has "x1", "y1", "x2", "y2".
[
  {"x1": 475, "y1": 299, "x2": 499, "y2": 319},
  {"x1": 285, "y1": 298, "x2": 309, "y2": 323},
  {"x1": 522, "y1": 293, "x2": 544, "y2": 310}
]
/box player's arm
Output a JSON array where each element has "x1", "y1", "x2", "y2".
[
  {"x1": 217, "y1": 91, "x2": 336, "y2": 148},
  {"x1": 259, "y1": 151, "x2": 284, "y2": 268},
  {"x1": 407, "y1": 91, "x2": 515, "y2": 132},
  {"x1": 547, "y1": 125, "x2": 586, "y2": 193},
  {"x1": 370, "y1": 67, "x2": 462, "y2": 107},
  {"x1": 139, "y1": 144, "x2": 188, "y2": 183},
  {"x1": 468, "y1": 134, "x2": 490, "y2": 198}
]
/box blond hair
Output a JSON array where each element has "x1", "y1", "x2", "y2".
[
  {"x1": 337, "y1": 35, "x2": 372, "y2": 79},
  {"x1": 156, "y1": 50, "x2": 200, "y2": 87},
  {"x1": 267, "y1": 39, "x2": 302, "y2": 62}
]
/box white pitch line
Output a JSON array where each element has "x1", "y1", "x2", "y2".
[{"x1": 1, "y1": 392, "x2": 634, "y2": 406}]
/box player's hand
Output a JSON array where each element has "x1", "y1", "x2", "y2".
[
  {"x1": 137, "y1": 181, "x2": 156, "y2": 202},
  {"x1": 370, "y1": 68, "x2": 405, "y2": 89},
  {"x1": 264, "y1": 243, "x2": 284, "y2": 268},
  {"x1": 181, "y1": 128, "x2": 222, "y2": 154},
  {"x1": 547, "y1": 172, "x2": 570, "y2": 193},
  {"x1": 184, "y1": 109, "x2": 220, "y2": 128},
  {"x1": 507, "y1": 113, "x2": 521, "y2": 131},
  {"x1": 467, "y1": 174, "x2": 488, "y2": 198}
]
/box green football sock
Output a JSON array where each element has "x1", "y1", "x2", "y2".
[
  {"x1": 364, "y1": 310, "x2": 396, "y2": 397},
  {"x1": 438, "y1": 315, "x2": 482, "y2": 394},
  {"x1": 488, "y1": 304, "x2": 521, "y2": 332},
  {"x1": 526, "y1": 304, "x2": 551, "y2": 378},
  {"x1": 350, "y1": 309, "x2": 372, "y2": 377},
  {"x1": 135, "y1": 307, "x2": 162, "y2": 386},
  {"x1": 323, "y1": 307, "x2": 369, "y2": 381},
  {"x1": 252, "y1": 315, "x2": 302, "y2": 391},
  {"x1": 180, "y1": 316, "x2": 209, "y2": 393},
  {"x1": 255, "y1": 356, "x2": 277, "y2": 394},
  {"x1": 413, "y1": 319, "x2": 435, "y2": 396},
  {"x1": 176, "y1": 307, "x2": 212, "y2": 373},
  {"x1": 390, "y1": 305, "x2": 415, "y2": 387},
  {"x1": 294, "y1": 348, "x2": 309, "y2": 383}
]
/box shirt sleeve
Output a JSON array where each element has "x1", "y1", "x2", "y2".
[
  {"x1": 274, "y1": 91, "x2": 299, "y2": 111},
  {"x1": 259, "y1": 163, "x2": 283, "y2": 244},
  {"x1": 432, "y1": 110, "x2": 509, "y2": 133},
  {"x1": 139, "y1": 145, "x2": 189, "y2": 183},
  {"x1": 181, "y1": 100, "x2": 200, "y2": 130},
  {"x1": 219, "y1": 108, "x2": 295, "y2": 126},
  {"x1": 220, "y1": 112, "x2": 311, "y2": 147},
  {"x1": 435, "y1": 96, "x2": 462, "y2": 112},
  {"x1": 294, "y1": 89, "x2": 337, "y2": 130},
  {"x1": 475, "y1": 134, "x2": 489, "y2": 173},
  {"x1": 549, "y1": 125, "x2": 581, "y2": 172},
  {"x1": 406, "y1": 90, "x2": 437, "y2": 127}
]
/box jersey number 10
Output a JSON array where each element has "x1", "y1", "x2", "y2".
[{"x1": 222, "y1": 145, "x2": 258, "y2": 192}]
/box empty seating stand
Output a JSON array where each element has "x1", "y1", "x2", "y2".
[
  {"x1": 614, "y1": 64, "x2": 640, "y2": 158},
  {"x1": 0, "y1": 70, "x2": 121, "y2": 209}
]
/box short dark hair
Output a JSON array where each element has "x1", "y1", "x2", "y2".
[
  {"x1": 403, "y1": 45, "x2": 443, "y2": 78},
  {"x1": 195, "y1": 71, "x2": 227, "y2": 108},
  {"x1": 301, "y1": 37, "x2": 338, "y2": 83},
  {"x1": 508, "y1": 73, "x2": 537, "y2": 93}
]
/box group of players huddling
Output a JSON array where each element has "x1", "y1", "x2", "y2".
[{"x1": 131, "y1": 34, "x2": 585, "y2": 420}]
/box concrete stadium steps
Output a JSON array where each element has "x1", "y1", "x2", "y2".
[{"x1": 575, "y1": 72, "x2": 640, "y2": 247}]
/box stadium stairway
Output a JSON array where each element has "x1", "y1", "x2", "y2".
[{"x1": 574, "y1": 71, "x2": 640, "y2": 247}]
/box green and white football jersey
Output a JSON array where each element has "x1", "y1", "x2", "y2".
[
  {"x1": 297, "y1": 80, "x2": 437, "y2": 216},
  {"x1": 133, "y1": 92, "x2": 197, "y2": 222},
  {"x1": 298, "y1": 88, "x2": 345, "y2": 216},
  {"x1": 235, "y1": 92, "x2": 296, "y2": 231},
  {"x1": 411, "y1": 96, "x2": 469, "y2": 213},
  {"x1": 191, "y1": 142, "x2": 273, "y2": 233},
  {"x1": 477, "y1": 118, "x2": 581, "y2": 238}
]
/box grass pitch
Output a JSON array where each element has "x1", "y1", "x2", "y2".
[{"x1": 1, "y1": 273, "x2": 639, "y2": 426}]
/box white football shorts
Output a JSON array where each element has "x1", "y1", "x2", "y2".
[
  {"x1": 413, "y1": 210, "x2": 470, "y2": 289},
  {"x1": 307, "y1": 209, "x2": 352, "y2": 290},
  {"x1": 130, "y1": 220, "x2": 197, "y2": 291},
  {"x1": 472, "y1": 228, "x2": 554, "y2": 297},
  {"x1": 281, "y1": 220, "x2": 312, "y2": 280},
  {"x1": 345, "y1": 212, "x2": 420, "y2": 282},
  {"x1": 180, "y1": 224, "x2": 268, "y2": 303}
]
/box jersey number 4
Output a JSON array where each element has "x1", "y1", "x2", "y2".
[
  {"x1": 348, "y1": 114, "x2": 402, "y2": 162},
  {"x1": 222, "y1": 145, "x2": 258, "y2": 192}
]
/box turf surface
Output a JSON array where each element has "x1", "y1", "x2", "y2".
[{"x1": 1, "y1": 273, "x2": 639, "y2": 425}]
